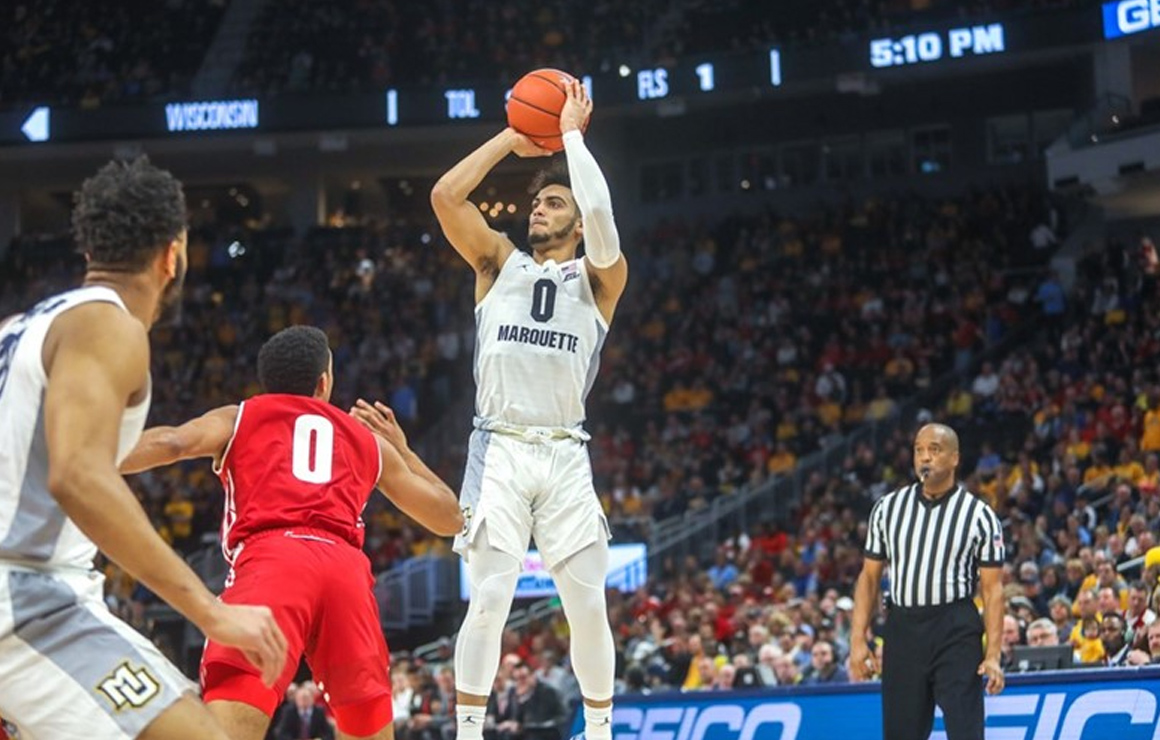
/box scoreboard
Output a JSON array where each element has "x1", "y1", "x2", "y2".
[
  {"x1": 0, "y1": 4, "x2": 1138, "y2": 147},
  {"x1": 0, "y1": 48, "x2": 783, "y2": 146}
]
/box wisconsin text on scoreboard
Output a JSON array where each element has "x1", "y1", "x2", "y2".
[{"x1": 164, "y1": 100, "x2": 260, "y2": 133}]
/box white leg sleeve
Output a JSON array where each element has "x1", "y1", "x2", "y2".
[
  {"x1": 552, "y1": 540, "x2": 616, "y2": 702},
  {"x1": 454, "y1": 525, "x2": 522, "y2": 696}
]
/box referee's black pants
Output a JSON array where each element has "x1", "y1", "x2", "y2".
[{"x1": 882, "y1": 598, "x2": 984, "y2": 740}]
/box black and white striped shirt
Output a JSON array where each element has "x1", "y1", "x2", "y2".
[{"x1": 864, "y1": 482, "x2": 1005, "y2": 608}]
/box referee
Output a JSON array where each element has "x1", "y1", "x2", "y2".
[{"x1": 849, "y1": 423, "x2": 1006, "y2": 740}]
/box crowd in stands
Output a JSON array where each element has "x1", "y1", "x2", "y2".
[
  {"x1": 0, "y1": 0, "x2": 228, "y2": 109},
  {"x1": 588, "y1": 186, "x2": 1059, "y2": 541},
  {"x1": 231, "y1": 0, "x2": 671, "y2": 95}
]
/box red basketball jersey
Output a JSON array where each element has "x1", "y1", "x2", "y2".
[{"x1": 216, "y1": 394, "x2": 382, "y2": 562}]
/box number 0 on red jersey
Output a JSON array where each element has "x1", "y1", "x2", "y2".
[{"x1": 215, "y1": 394, "x2": 382, "y2": 564}]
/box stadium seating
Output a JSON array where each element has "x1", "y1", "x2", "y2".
[{"x1": 0, "y1": 0, "x2": 227, "y2": 107}]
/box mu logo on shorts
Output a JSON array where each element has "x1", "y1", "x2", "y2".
[{"x1": 96, "y1": 661, "x2": 161, "y2": 710}]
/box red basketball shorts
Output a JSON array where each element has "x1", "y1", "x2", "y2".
[{"x1": 200, "y1": 528, "x2": 392, "y2": 728}]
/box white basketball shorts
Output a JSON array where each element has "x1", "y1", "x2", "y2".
[
  {"x1": 0, "y1": 564, "x2": 195, "y2": 740},
  {"x1": 453, "y1": 430, "x2": 610, "y2": 570}
]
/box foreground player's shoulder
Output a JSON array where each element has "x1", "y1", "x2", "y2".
[
  {"x1": 58, "y1": 299, "x2": 144, "y2": 341},
  {"x1": 41, "y1": 304, "x2": 149, "y2": 434},
  {"x1": 46, "y1": 301, "x2": 148, "y2": 377}
]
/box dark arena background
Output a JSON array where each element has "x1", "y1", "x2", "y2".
[{"x1": 3, "y1": 0, "x2": 1160, "y2": 738}]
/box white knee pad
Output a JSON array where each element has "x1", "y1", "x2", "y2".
[{"x1": 554, "y1": 542, "x2": 615, "y2": 702}]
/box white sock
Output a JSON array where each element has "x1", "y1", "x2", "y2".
[
  {"x1": 457, "y1": 704, "x2": 487, "y2": 740},
  {"x1": 584, "y1": 704, "x2": 613, "y2": 740}
]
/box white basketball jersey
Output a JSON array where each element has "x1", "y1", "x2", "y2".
[
  {"x1": 0, "y1": 286, "x2": 150, "y2": 570},
  {"x1": 474, "y1": 251, "x2": 608, "y2": 432}
]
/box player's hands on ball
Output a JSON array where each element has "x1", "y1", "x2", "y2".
[
  {"x1": 848, "y1": 640, "x2": 879, "y2": 682},
  {"x1": 559, "y1": 79, "x2": 592, "y2": 134},
  {"x1": 507, "y1": 129, "x2": 553, "y2": 158},
  {"x1": 977, "y1": 656, "x2": 1004, "y2": 694},
  {"x1": 352, "y1": 399, "x2": 409, "y2": 450},
  {"x1": 204, "y1": 602, "x2": 288, "y2": 686}
]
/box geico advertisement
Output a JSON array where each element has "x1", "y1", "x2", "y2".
[
  {"x1": 1103, "y1": 0, "x2": 1160, "y2": 38},
  {"x1": 575, "y1": 669, "x2": 1160, "y2": 740}
]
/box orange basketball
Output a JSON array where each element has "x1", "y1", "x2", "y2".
[{"x1": 506, "y1": 68, "x2": 585, "y2": 152}]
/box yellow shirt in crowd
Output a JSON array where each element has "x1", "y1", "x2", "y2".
[{"x1": 1142, "y1": 409, "x2": 1160, "y2": 451}]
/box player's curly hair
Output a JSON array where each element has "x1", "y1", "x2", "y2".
[
  {"x1": 72, "y1": 156, "x2": 186, "y2": 271},
  {"x1": 258, "y1": 326, "x2": 331, "y2": 396},
  {"x1": 528, "y1": 160, "x2": 571, "y2": 195}
]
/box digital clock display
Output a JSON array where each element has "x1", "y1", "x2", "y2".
[{"x1": 870, "y1": 23, "x2": 1007, "y2": 68}]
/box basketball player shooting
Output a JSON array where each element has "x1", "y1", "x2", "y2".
[
  {"x1": 431, "y1": 79, "x2": 628, "y2": 740},
  {"x1": 120, "y1": 325, "x2": 463, "y2": 740},
  {"x1": 0, "y1": 157, "x2": 286, "y2": 740}
]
